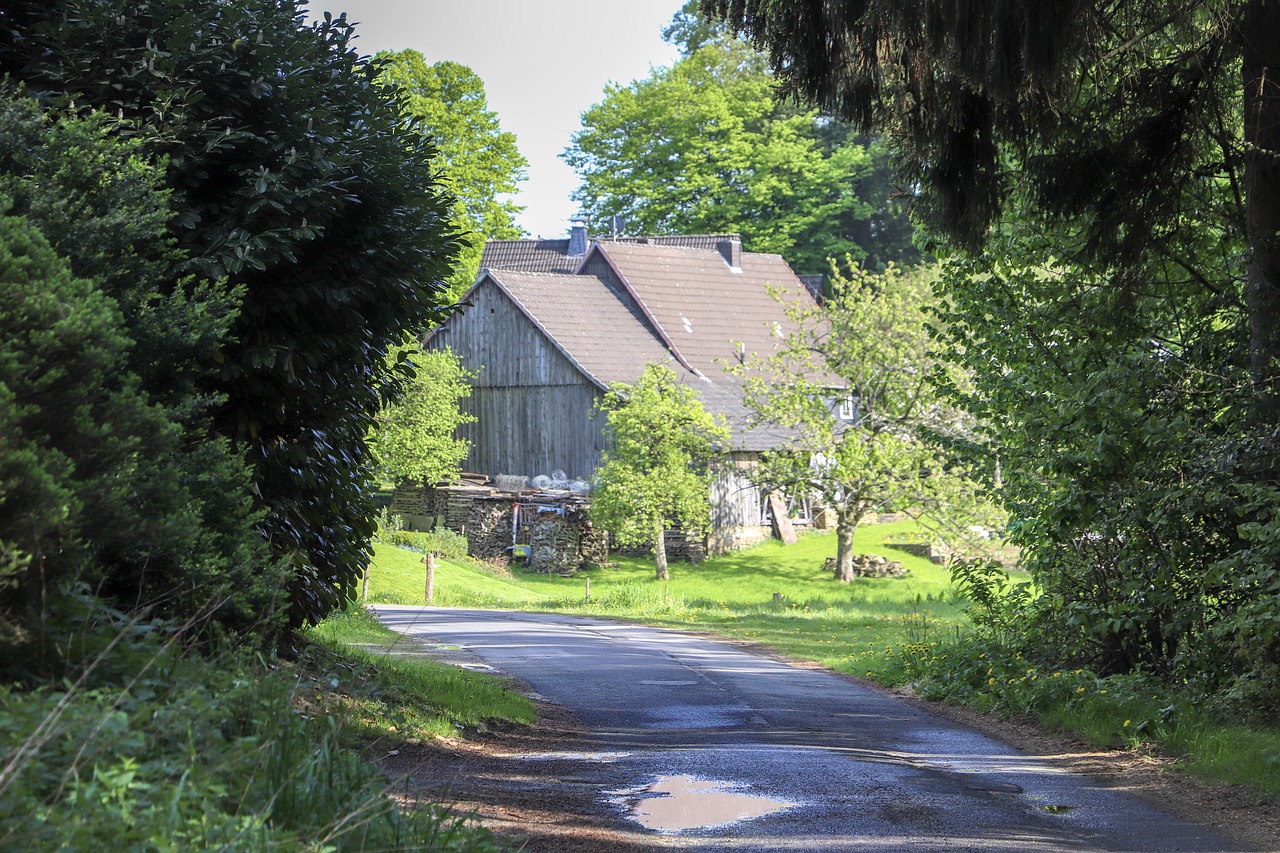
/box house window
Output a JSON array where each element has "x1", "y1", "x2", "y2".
[{"x1": 837, "y1": 395, "x2": 856, "y2": 420}]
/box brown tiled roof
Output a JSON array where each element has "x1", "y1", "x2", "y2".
[
  {"x1": 484, "y1": 270, "x2": 683, "y2": 390},
  {"x1": 588, "y1": 242, "x2": 817, "y2": 449},
  {"x1": 613, "y1": 234, "x2": 741, "y2": 251},
  {"x1": 480, "y1": 234, "x2": 743, "y2": 274},
  {"x1": 475, "y1": 236, "x2": 816, "y2": 450},
  {"x1": 593, "y1": 242, "x2": 811, "y2": 379},
  {"x1": 480, "y1": 239, "x2": 577, "y2": 273}
]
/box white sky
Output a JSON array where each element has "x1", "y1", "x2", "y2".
[{"x1": 306, "y1": 0, "x2": 684, "y2": 238}]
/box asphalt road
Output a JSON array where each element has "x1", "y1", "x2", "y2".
[{"x1": 375, "y1": 605, "x2": 1248, "y2": 852}]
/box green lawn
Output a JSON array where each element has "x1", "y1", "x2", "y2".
[{"x1": 367, "y1": 520, "x2": 967, "y2": 681}]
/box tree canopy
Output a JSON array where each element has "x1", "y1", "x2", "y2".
[
  {"x1": 369, "y1": 346, "x2": 475, "y2": 486},
  {"x1": 704, "y1": 0, "x2": 1278, "y2": 412},
  {"x1": 375, "y1": 50, "x2": 527, "y2": 295},
  {"x1": 705, "y1": 0, "x2": 1280, "y2": 704},
  {"x1": 590, "y1": 364, "x2": 729, "y2": 580},
  {"x1": 564, "y1": 36, "x2": 920, "y2": 273},
  {"x1": 735, "y1": 263, "x2": 986, "y2": 581},
  {"x1": 1, "y1": 0, "x2": 461, "y2": 628}
]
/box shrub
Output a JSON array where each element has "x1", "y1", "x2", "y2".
[{"x1": 381, "y1": 528, "x2": 469, "y2": 560}]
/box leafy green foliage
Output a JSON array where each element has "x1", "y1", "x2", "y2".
[
  {"x1": 376, "y1": 50, "x2": 527, "y2": 295},
  {"x1": 589, "y1": 364, "x2": 730, "y2": 579},
  {"x1": 0, "y1": 90, "x2": 280, "y2": 652},
  {"x1": 707, "y1": 0, "x2": 1280, "y2": 719},
  {"x1": 735, "y1": 263, "x2": 993, "y2": 581},
  {"x1": 565, "y1": 39, "x2": 900, "y2": 274},
  {"x1": 377, "y1": 527, "x2": 470, "y2": 561},
  {"x1": 370, "y1": 346, "x2": 475, "y2": 486},
  {"x1": 1, "y1": 0, "x2": 463, "y2": 627},
  {"x1": 0, "y1": 599, "x2": 512, "y2": 851},
  {"x1": 935, "y1": 236, "x2": 1280, "y2": 704}
]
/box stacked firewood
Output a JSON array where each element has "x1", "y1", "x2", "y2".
[
  {"x1": 465, "y1": 498, "x2": 516, "y2": 558},
  {"x1": 663, "y1": 530, "x2": 707, "y2": 564}
]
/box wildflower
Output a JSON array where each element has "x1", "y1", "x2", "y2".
[
  {"x1": 1123, "y1": 720, "x2": 1131, "y2": 727},
  {"x1": 1076, "y1": 687, "x2": 1085, "y2": 694}
]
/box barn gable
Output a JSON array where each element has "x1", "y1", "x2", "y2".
[{"x1": 430, "y1": 231, "x2": 826, "y2": 553}]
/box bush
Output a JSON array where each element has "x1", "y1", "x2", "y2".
[{"x1": 380, "y1": 527, "x2": 470, "y2": 560}]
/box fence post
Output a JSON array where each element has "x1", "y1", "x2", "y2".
[{"x1": 424, "y1": 553, "x2": 435, "y2": 603}]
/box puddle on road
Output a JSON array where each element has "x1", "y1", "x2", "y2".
[{"x1": 619, "y1": 774, "x2": 797, "y2": 832}]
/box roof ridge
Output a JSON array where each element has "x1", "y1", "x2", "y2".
[{"x1": 480, "y1": 268, "x2": 589, "y2": 277}]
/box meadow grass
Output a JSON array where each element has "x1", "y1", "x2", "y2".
[
  {"x1": 368, "y1": 520, "x2": 967, "y2": 681},
  {"x1": 364, "y1": 543, "x2": 551, "y2": 608},
  {"x1": 305, "y1": 607, "x2": 536, "y2": 743}
]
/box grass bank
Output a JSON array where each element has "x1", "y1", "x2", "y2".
[
  {"x1": 364, "y1": 521, "x2": 1280, "y2": 798},
  {"x1": 0, "y1": 595, "x2": 532, "y2": 851}
]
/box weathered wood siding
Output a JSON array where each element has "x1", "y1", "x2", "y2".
[
  {"x1": 458, "y1": 384, "x2": 605, "y2": 480},
  {"x1": 428, "y1": 278, "x2": 607, "y2": 479},
  {"x1": 708, "y1": 451, "x2": 769, "y2": 554}
]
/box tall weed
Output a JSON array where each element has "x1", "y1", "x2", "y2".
[{"x1": 0, "y1": 597, "x2": 509, "y2": 851}]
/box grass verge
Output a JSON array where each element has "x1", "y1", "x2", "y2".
[
  {"x1": 303, "y1": 606, "x2": 535, "y2": 744},
  {"x1": 0, "y1": 593, "x2": 528, "y2": 851}
]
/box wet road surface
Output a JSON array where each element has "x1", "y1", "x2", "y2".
[{"x1": 375, "y1": 606, "x2": 1249, "y2": 852}]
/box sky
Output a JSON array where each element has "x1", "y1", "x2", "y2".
[{"x1": 306, "y1": 0, "x2": 685, "y2": 239}]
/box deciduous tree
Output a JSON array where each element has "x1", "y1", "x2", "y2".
[
  {"x1": 590, "y1": 364, "x2": 729, "y2": 580},
  {"x1": 565, "y1": 39, "x2": 881, "y2": 275},
  {"x1": 734, "y1": 263, "x2": 983, "y2": 582},
  {"x1": 369, "y1": 346, "x2": 475, "y2": 486},
  {"x1": 376, "y1": 51, "x2": 527, "y2": 295}
]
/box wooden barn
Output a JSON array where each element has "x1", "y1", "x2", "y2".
[{"x1": 425, "y1": 226, "x2": 822, "y2": 554}]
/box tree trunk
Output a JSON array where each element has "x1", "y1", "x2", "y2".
[
  {"x1": 654, "y1": 524, "x2": 670, "y2": 581},
  {"x1": 1243, "y1": 1, "x2": 1280, "y2": 420},
  {"x1": 834, "y1": 509, "x2": 858, "y2": 583}
]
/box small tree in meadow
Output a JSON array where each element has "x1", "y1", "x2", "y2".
[
  {"x1": 369, "y1": 345, "x2": 475, "y2": 486},
  {"x1": 735, "y1": 262, "x2": 986, "y2": 582},
  {"x1": 590, "y1": 364, "x2": 729, "y2": 580}
]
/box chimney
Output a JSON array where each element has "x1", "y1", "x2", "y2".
[
  {"x1": 568, "y1": 216, "x2": 589, "y2": 255},
  {"x1": 717, "y1": 238, "x2": 742, "y2": 271}
]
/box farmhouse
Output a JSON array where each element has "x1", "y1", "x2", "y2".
[{"x1": 425, "y1": 224, "x2": 822, "y2": 553}]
